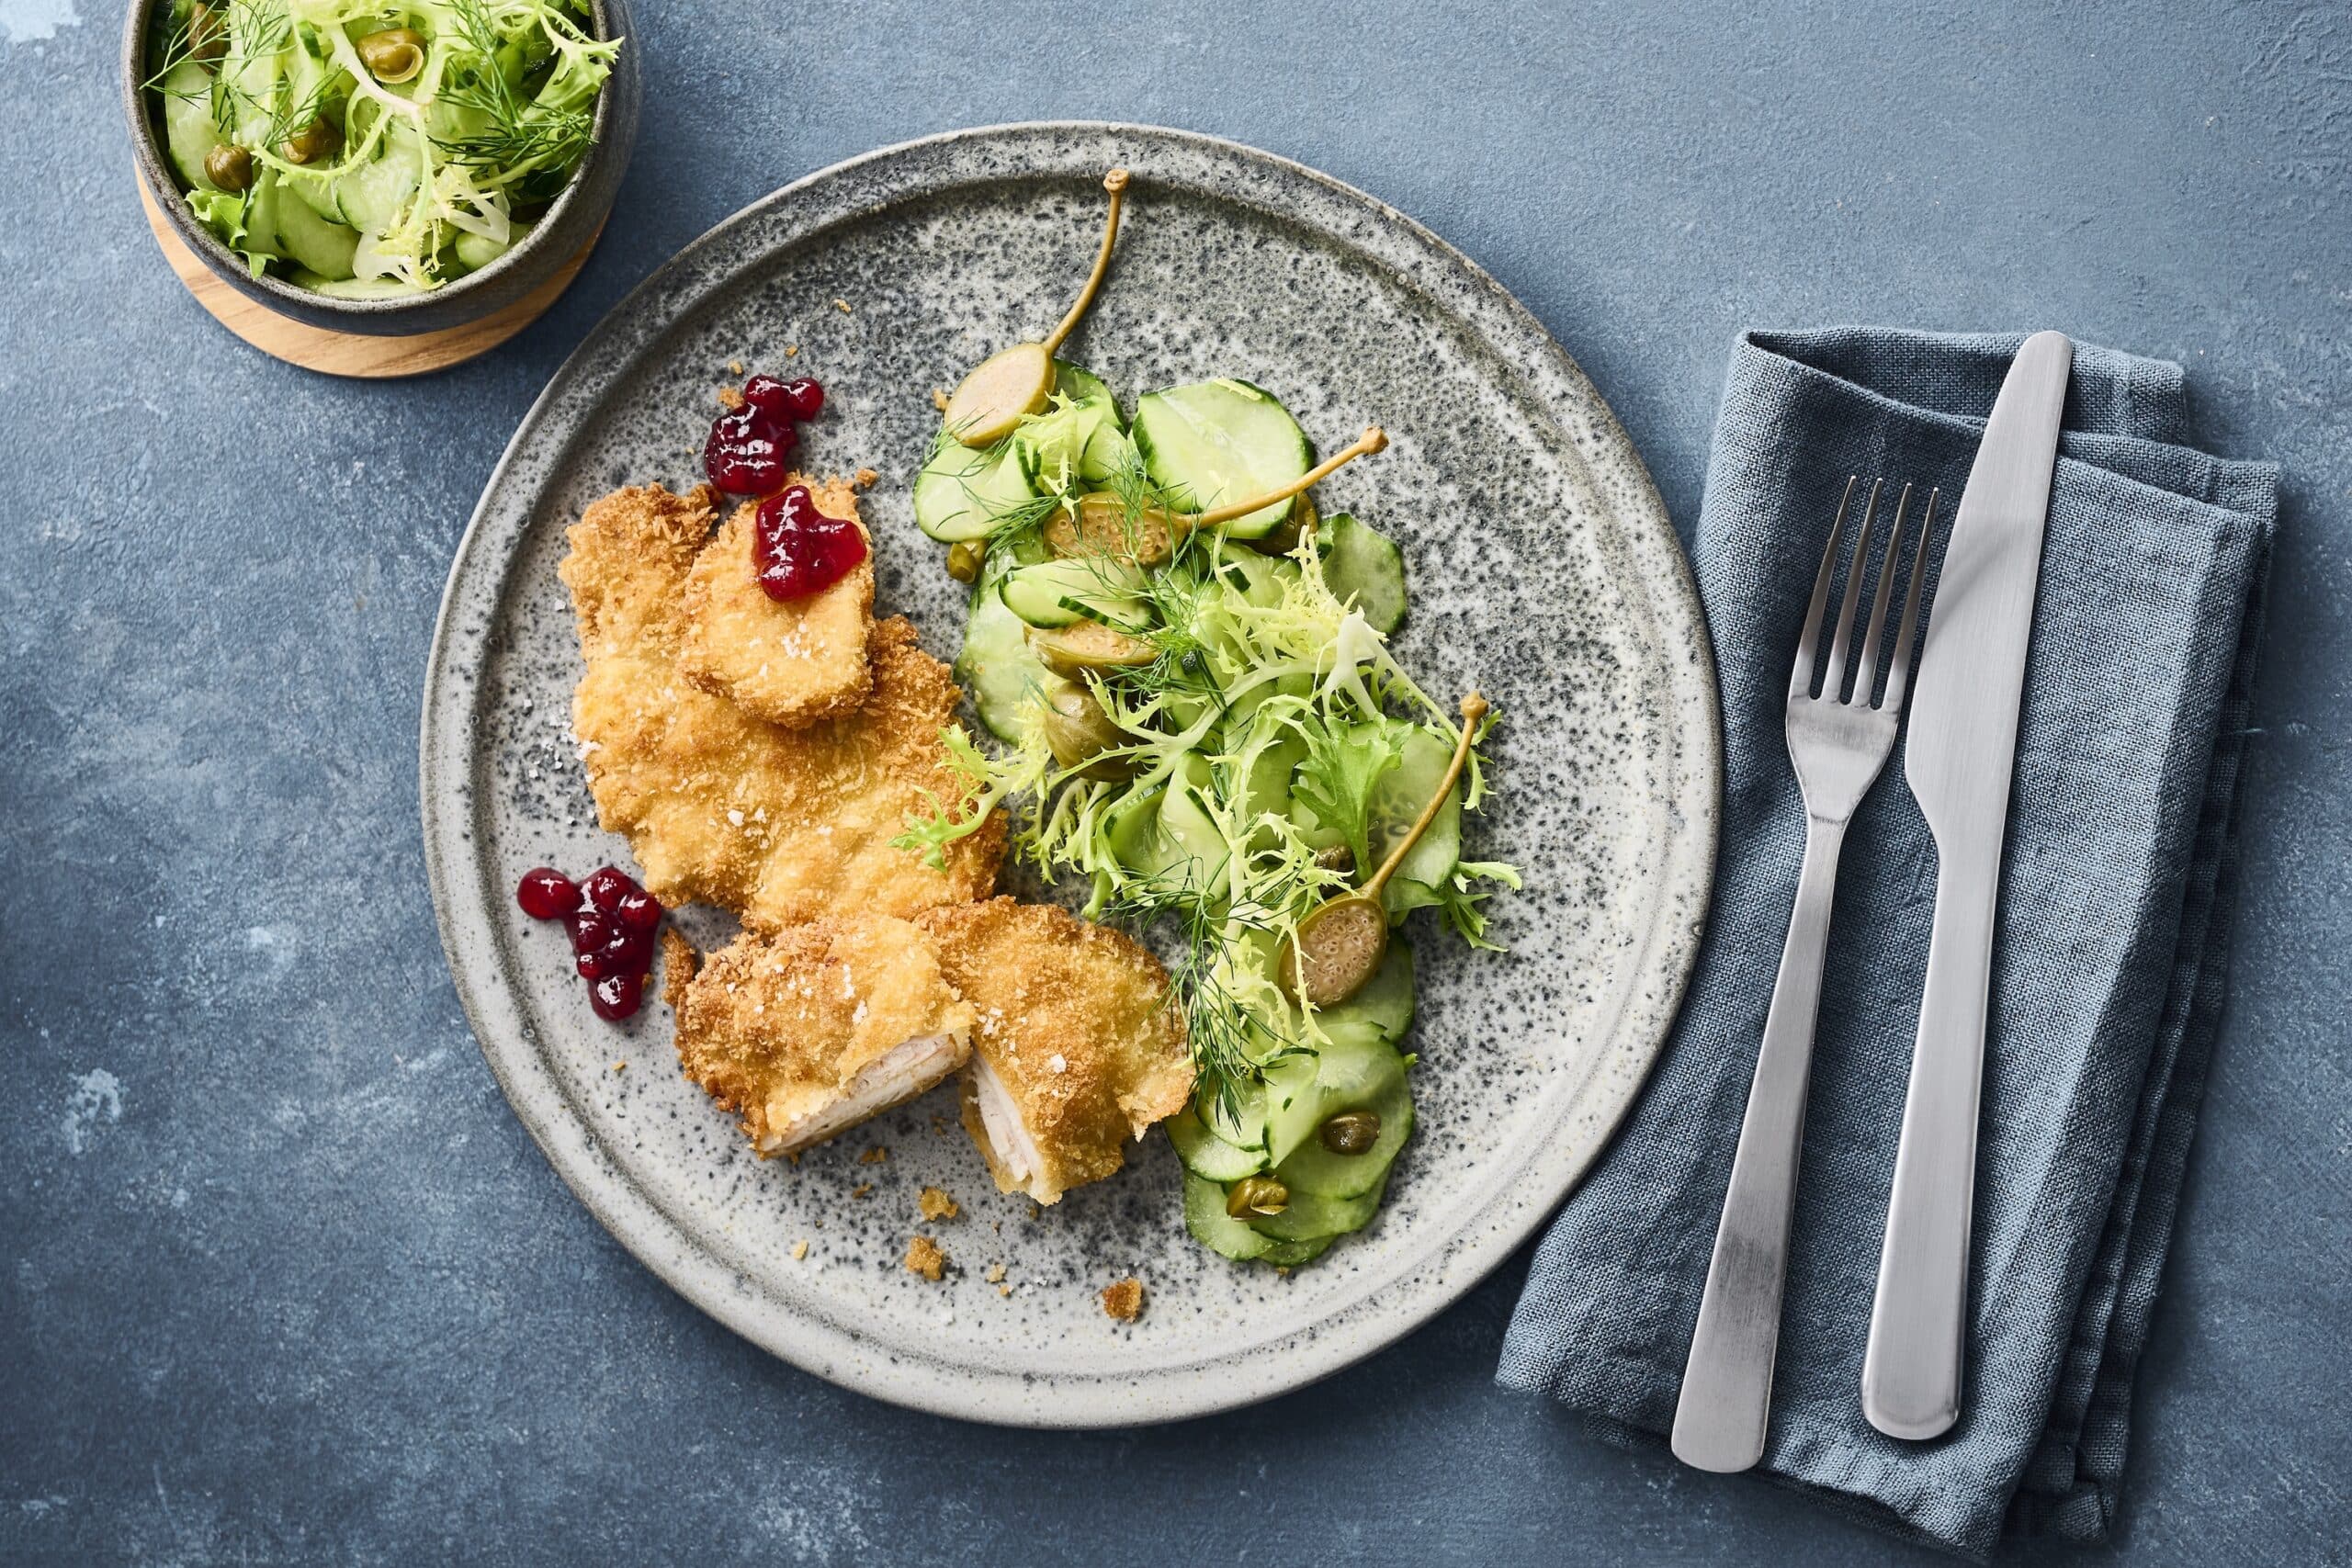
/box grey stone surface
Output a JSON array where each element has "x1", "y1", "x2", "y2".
[{"x1": 3, "y1": 0, "x2": 2345, "y2": 1562}]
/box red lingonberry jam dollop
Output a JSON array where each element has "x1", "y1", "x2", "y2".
[
  {"x1": 590, "y1": 971, "x2": 643, "y2": 1021},
  {"x1": 516, "y1": 867, "x2": 581, "y2": 920},
  {"x1": 704, "y1": 375, "x2": 825, "y2": 495},
  {"x1": 704, "y1": 404, "x2": 797, "y2": 494},
  {"x1": 525, "y1": 864, "x2": 662, "y2": 1023},
  {"x1": 572, "y1": 911, "x2": 621, "y2": 954},
  {"x1": 582, "y1": 865, "x2": 633, "y2": 913},
  {"x1": 753, "y1": 484, "x2": 867, "y2": 602},
  {"x1": 742, "y1": 375, "x2": 824, "y2": 422}
]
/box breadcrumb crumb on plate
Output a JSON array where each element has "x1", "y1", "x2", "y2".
[
  {"x1": 1101, "y1": 1279, "x2": 1144, "y2": 1321},
  {"x1": 919, "y1": 1187, "x2": 959, "y2": 1222},
  {"x1": 904, "y1": 1235, "x2": 945, "y2": 1281}
]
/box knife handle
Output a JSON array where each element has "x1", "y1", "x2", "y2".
[{"x1": 1861, "y1": 854, "x2": 1997, "y2": 1440}]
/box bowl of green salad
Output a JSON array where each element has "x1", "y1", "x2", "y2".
[{"x1": 123, "y1": 0, "x2": 638, "y2": 335}]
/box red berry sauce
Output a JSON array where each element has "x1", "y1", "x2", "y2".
[
  {"x1": 704, "y1": 375, "x2": 825, "y2": 495},
  {"x1": 517, "y1": 863, "x2": 662, "y2": 1022},
  {"x1": 753, "y1": 484, "x2": 867, "y2": 602}
]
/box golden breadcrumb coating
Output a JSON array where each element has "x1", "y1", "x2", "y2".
[
  {"x1": 560, "y1": 482, "x2": 1001, "y2": 930},
  {"x1": 660, "y1": 927, "x2": 699, "y2": 1010},
  {"x1": 918, "y1": 1186, "x2": 959, "y2": 1221},
  {"x1": 671, "y1": 917, "x2": 978, "y2": 1156},
  {"x1": 677, "y1": 478, "x2": 875, "y2": 728},
  {"x1": 917, "y1": 898, "x2": 1193, "y2": 1205}
]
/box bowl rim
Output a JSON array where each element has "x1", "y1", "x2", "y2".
[{"x1": 119, "y1": 0, "x2": 626, "y2": 319}]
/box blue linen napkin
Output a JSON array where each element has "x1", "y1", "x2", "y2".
[{"x1": 1497, "y1": 329, "x2": 2278, "y2": 1559}]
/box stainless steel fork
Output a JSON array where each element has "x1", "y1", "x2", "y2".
[{"x1": 1669, "y1": 477, "x2": 1938, "y2": 1474}]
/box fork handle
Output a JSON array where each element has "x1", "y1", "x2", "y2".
[
  {"x1": 1861, "y1": 853, "x2": 1998, "y2": 1439},
  {"x1": 1671, "y1": 814, "x2": 1848, "y2": 1473}
]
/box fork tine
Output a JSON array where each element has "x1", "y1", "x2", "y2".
[
  {"x1": 1850, "y1": 482, "x2": 1912, "y2": 705},
  {"x1": 1820, "y1": 479, "x2": 1883, "y2": 701},
  {"x1": 1880, "y1": 487, "x2": 1939, "y2": 713},
  {"x1": 1789, "y1": 476, "x2": 1860, "y2": 701}
]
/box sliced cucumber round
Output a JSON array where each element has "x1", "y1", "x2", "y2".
[
  {"x1": 331, "y1": 126, "x2": 423, "y2": 234},
  {"x1": 915, "y1": 438, "x2": 1037, "y2": 543},
  {"x1": 1263, "y1": 1032, "x2": 1410, "y2": 1179},
  {"x1": 272, "y1": 184, "x2": 359, "y2": 279},
  {"x1": 1270, "y1": 1050, "x2": 1413, "y2": 1201},
  {"x1": 159, "y1": 62, "x2": 224, "y2": 192},
  {"x1": 1133, "y1": 378, "x2": 1311, "y2": 539},
  {"x1": 1168, "y1": 1102, "x2": 1269, "y2": 1182},
  {"x1": 1377, "y1": 725, "x2": 1464, "y2": 911},
  {"x1": 1314, "y1": 939, "x2": 1416, "y2": 1050},
  {"x1": 998, "y1": 558, "x2": 1146, "y2": 630},
  {"x1": 1257, "y1": 1235, "x2": 1335, "y2": 1267},
  {"x1": 1053, "y1": 360, "x2": 1115, "y2": 406},
  {"x1": 1154, "y1": 768, "x2": 1228, "y2": 893},
  {"x1": 1319, "y1": 513, "x2": 1408, "y2": 635},
  {"x1": 955, "y1": 580, "x2": 1049, "y2": 743},
  {"x1": 1245, "y1": 1168, "x2": 1389, "y2": 1243}
]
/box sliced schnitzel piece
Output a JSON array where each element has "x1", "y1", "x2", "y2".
[
  {"x1": 917, "y1": 898, "x2": 1193, "y2": 1205},
  {"x1": 677, "y1": 477, "x2": 875, "y2": 728},
  {"x1": 671, "y1": 918, "x2": 978, "y2": 1156},
  {"x1": 560, "y1": 484, "x2": 1002, "y2": 931}
]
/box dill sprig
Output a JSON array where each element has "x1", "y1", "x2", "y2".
[
  {"x1": 1100, "y1": 872, "x2": 1302, "y2": 1127},
  {"x1": 432, "y1": 0, "x2": 605, "y2": 202}
]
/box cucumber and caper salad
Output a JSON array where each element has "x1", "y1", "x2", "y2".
[
  {"x1": 899, "y1": 171, "x2": 1519, "y2": 1268},
  {"x1": 143, "y1": 0, "x2": 618, "y2": 297}
]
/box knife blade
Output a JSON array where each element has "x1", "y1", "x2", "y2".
[{"x1": 1862, "y1": 330, "x2": 2073, "y2": 1441}]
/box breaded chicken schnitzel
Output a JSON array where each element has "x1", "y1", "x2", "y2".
[
  {"x1": 677, "y1": 476, "x2": 875, "y2": 728},
  {"x1": 917, "y1": 898, "x2": 1193, "y2": 1205},
  {"x1": 671, "y1": 918, "x2": 977, "y2": 1155},
  {"x1": 560, "y1": 483, "x2": 1002, "y2": 931}
]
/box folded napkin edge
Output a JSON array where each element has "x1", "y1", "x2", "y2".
[{"x1": 1726, "y1": 333, "x2": 2277, "y2": 528}]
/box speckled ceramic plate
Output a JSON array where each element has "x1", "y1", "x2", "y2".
[{"x1": 423, "y1": 123, "x2": 1718, "y2": 1427}]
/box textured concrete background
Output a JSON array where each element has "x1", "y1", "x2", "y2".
[{"x1": 4, "y1": 0, "x2": 2347, "y2": 1562}]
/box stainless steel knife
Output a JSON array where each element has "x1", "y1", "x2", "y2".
[{"x1": 1861, "y1": 330, "x2": 2073, "y2": 1441}]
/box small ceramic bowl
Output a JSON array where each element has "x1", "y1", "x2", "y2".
[{"x1": 121, "y1": 0, "x2": 639, "y2": 336}]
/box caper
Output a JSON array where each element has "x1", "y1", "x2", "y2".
[
  {"x1": 1029, "y1": 618, "x2": 1156, "y2": 678},
  {"x1": 202, "y1": 142, "x2": 253, "y2": 193},
  {"x1": 1313, "y1": 841, "x2": 1356, "y2": 879},
  {"x1": 280, "y1": 117, "x2": 340, "y2": 165},
  {"x1": 945, "y1": 170, "x2": 1128, "y2": 448},
  {"x1": 1282, "y1": 691, "x2": 1490, "y2": 1007},
  {"x1": 186, "y1": 2, "x2": 227, "y2": 62},
  {"x1": 355, "y1": 26, "x2": 426, "y2": 84},
  {"x1": 1320, "y1": 1111, "x2": 1382, "y2": 1156},
  {"x1": 1281, "y1": 893, "x2": 1390, "y2": 1009},
  {"x1": 1225, "y1": 1175, "x2": 1289, "y2": 1217},
  {"x1": 1039, "y1": 679, "x2": 1135, "y2": 779},
  {"x1": 944, "y1": 540, "x2": 983, "y2": 583}
]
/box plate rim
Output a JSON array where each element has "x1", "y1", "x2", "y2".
[{"x1": 421, "y1": 119, "x2": 1721, "y2": 1427}]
